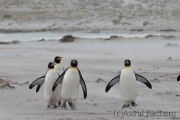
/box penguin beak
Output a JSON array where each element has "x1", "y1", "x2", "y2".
[
  {"x1": 126, "y1": 61, "x2": 129, "y2": 64},
  {"x1": 58, "y1": 58, "x2": 60, "y2": 60}
]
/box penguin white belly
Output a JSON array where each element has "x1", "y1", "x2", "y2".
[
  {"x1": 54, "y1": 64, "x2": 64, "y2": 75},
  {"x1": 120, "y1": 67, "x2": 137, "y2": 104},
  {"x1": 44, "y1": 70, "x2": 60, "y2": 105},
  {"x1": 61, "y1": 68, "x2": 80, "y2": 101}
]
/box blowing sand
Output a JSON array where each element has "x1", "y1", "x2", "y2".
[{"x1": 0, "y1": 37, "x2": 180, "y2": 120}]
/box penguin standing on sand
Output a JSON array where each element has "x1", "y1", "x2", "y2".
[
  {"x1": 54, "y1": 56, "x2": 65, "y2": 105},
  {"x1": 105, "y1": 59, "x2": 152, "y2": 109},
  {"x1": 44, "y1": 62, "x2": 61, "y2": 109},
  {"x1": 30, "y1": 62, "x2": 60, "y2": 109},
  {"x1": 29, "y1": 56, "x2": 65, "y2": 107},
  {"x1": 52, "y1": 59, "x2": 87, "y2": 110}
]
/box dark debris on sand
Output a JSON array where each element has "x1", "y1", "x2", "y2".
[
  {"x1": 0, "y1": 83, "x2": 15, "y2": 89},
  {"x1": 0, "y1": 40, "x2": 20, "y2": 44},
  {"x1": 95, "y1": 78, "x2": 107, "y2": 83},
  {"x1": 60, "y1": 35, "x2": 74, "y2": 42}
]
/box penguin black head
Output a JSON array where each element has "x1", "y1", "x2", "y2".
[
  {"x1": 48, "y1": 62, "x2": 55, "y2": 69},
  {"x1": 124, "y1": 59, "x2": 131, "y2": 67},
  {"x1": 71, "y1": 59, "x2": 78, "y2": 67},
  {"x1": 54, "y1": 56, "x2": 62, "y2": 63}
]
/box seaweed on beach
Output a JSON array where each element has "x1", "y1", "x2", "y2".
[
  {"x1": 60, "y1": 35, "x2": 74, "y2": 42},
  {"x1": 0, "y1": 40, "x2": 20, "y2": 44}
]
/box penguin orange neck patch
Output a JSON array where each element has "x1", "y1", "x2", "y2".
[
  {"x1": 124, "y1": 66, "x2": 131, "y2": 68},
  {"x1": 70, "y1": 67, "x2": 77, "y2": 70}
]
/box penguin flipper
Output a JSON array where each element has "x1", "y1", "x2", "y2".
[
  {"x1": 135, "y1": 73, "x2": 152, "y2": 89},
  {"x1": 105, "y1": 73, "x2": 120, "y2": 93},
  {"x1": 52, "y1": 68, "x2": 68, "y2": 91},
  {"x1": 29, "y1": 75, "x2": 45, "y2": 92},
  {"x1": 36, "y1": 83, "x2": 43, "y2": 93},
  {"x1": 78, "y1": 69, "x2": 87, "y2": 99},
  {"x1": 177, "y1": 75, "x2": 180, "y2": 81},
  {"x1": 63, "y1": 66, "x2": 65, "y2": 72}
]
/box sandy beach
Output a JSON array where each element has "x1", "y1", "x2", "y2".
[
  {"x1": 0, "y1": 36, "x2": 180, "y2": 120},
  {"x1": 0, "y1": 0, "x2": 180, "y2": 32},
  {"x1": 0, "y1": 0, "x2": 180, "y2": 119}
]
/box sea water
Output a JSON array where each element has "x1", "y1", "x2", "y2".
[{"x1": 0, "y1": 31, "x2": 178, "y2": 42}]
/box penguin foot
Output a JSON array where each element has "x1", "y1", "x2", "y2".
[
  {"x1": 71, "y1": 107, "x2": 77, "y2": 110},
  {"x1": 131, "y1": 102, "x2": 138, "y2": 107},
  {"x1": 122, "y1": 104, "x2": 130, "y2": 109},
  {"x1": 62, "y1": 103, "x2": 67, "y2": 110},
  {"x1": 62, "y1": 106, "x2": 67, "y2": 110},
  {"x1": 58, "y1": 101, "x2": 62, "y2": 107},
  {"x1": 58, "y1": 101, "x2": 61, "y2": 106},
  {"x1": 46, "y1": 105, "x2": 51, "y2": 110},
  {"x1": 53, "y1": 105, "x2": 57, "y2": 109},
  {"x1": 68, "y1": 102, "x2": 72, "y2": 107},
  {"x1": 71, "y1": 103, "x2": 77, "y2": 110}
]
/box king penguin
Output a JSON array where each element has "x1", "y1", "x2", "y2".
[
  {"x1": 44, "y1": 62, "x2": 61, "y2": 109},
  {"x1": 105, "y1": 59, "x2": 152, "y2": 109},
  {"x1": 54, "y1": 56, "x2": 65, "y2": 106},
  {"x1": 52, "y1": 59, "x2": 87, "y2": 110},
  {"x1": 29, "y1": 62, "x2": 61, "y2": 109}
]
